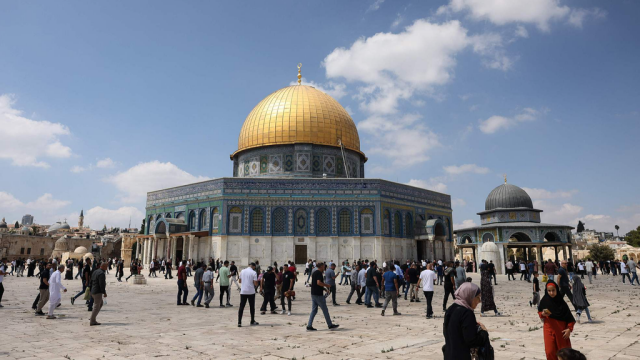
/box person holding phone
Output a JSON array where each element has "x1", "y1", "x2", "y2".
[{"x1": 538, "y1": 281, "x2": 575, "y2": 360}]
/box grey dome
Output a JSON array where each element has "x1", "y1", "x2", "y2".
[{"x1": 485, "y1": 183, "x2": 533, "y2": 211}]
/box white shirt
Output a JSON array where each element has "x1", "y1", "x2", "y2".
[
  {"x1": 578, "y1": 263, "x2": 584, "y2": 271},
  {"x1": 0, "y1": 264, "x2": 5, "y2": 282},
  {"x1": 419, "y1": 269, "x2": 436, "y2": 292},
  {"x1": 520, "y1": 263, "x2": 526, "y2": 271},
  {"x1": 422, "y1": 261, "x2": 427, "y2": 267},
  {"x1": 358, "y1": 268, "x2": 367, "y2": 286},
  {"x1": 506, "y1": 261, "x2": 513, "y2": 269},
  {"x1": 239, "y1": 267, "x2": 258, "y2": 295},
  {"x1": 585, "y1": 261, "x2": 593, "y2": 271},
  {"x1": 620, "y1": 262, "x2": 628, "y2": 274},
  {"x1": 438, "y1": 260, "x2": 443, "y2": 266},
  {"x1": 48, "y1": 270, "x2": 66, "y2": 300}
]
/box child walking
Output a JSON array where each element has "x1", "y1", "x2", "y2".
[{"x1": 530, "y1": 272, "x2": 540, "y2": 307}]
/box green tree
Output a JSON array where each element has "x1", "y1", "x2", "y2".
[
  {"x1": 139, "y1": 219, "x2": 145, "y2": 234},
  {"x1": 587, "y1": 243, "x2": 615, "y2": 262},
  {"x1": 625, "y1": 226, "x2": 640, "y2": 247},
  {"x1": 576, "y1": 221, "x2": 585, "y2": 233}
]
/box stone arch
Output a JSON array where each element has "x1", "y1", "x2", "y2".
[
  {"x1": 155, "y1": 220, "x2": 167, "y2": 235},
  {"x1": 188, "y1": 210, "x2": 197, "y2": 231},
  {"x1": 176, "y1": 212, "x2": 185, "y2": 221},
  {"x1": 482, "y1": 232, "x2": 495, "y2": 243},
  {"x1": 459, "y1": 235, "x2": 473, "y2": 245},
  {"x1": 165, "y1": 213, "x2": 172, "y2": 218},
  {"x1": 544, "y1": 231, "x2": 561, "y2": 242},
  {"x1": 211, "y1": 207, "x2": 220, "y2": 230},
  {"x1": 509, "y1": 232, "x2": 532, "y2": 242},
  {"x1": 425, "y1": 218, "x2": 445, "y2": 240},
  {"x1": 199, "y1": 209, "x2": 208, "y2": 231}
]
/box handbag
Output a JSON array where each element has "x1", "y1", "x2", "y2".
[
  {"x1": 542, "y1": 274, "x2": 548, "y2": 282},
  {"x1": 83, "y1": 286, "x2": 91, "y2": 301}
]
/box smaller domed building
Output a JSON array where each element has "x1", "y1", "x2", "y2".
[{"x1": 454, "y1": 180, "x2": 574, "y2": 274}]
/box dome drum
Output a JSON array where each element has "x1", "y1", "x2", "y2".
[{"x1": 233, "y1": 143, "x2": 364, "y2": 179}]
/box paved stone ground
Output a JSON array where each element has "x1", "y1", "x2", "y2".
[{"x1": 0, "y1": 270, "x2": 639, "y2": 360}]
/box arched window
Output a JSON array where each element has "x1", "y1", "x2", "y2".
[
  {"x1": 148, "y1": 215, "x2": 154, "y2": 235},
  {"x1": 189, "y1": 211, "x2": 196, "y2": 231},
  {"x1": 199, "y1": 209, "x2": 208, "y2": 230},
  {"x1": 404, "y1": 213, "x2": 413, "y2": 238},
  {"x1": 228, "y1": 207, "x2": 242, "y2": 233},
  {"x1": 176, "y1": 212, "x2": 185, "y2": 221},
  {"x1": 383, "y1": 210, "x2": 390, "y2": 235},
  {"x1": 251, "y1": 208, "x2": 264, "y2": 234},
  {"x1": 316, "y1": 208, "x2": 330, "y2": 235},
  {"x1": 394, "y1": 212, "x2": 402, "y2": 237},
  {"x1": 339, "y1": 209, "x2": 351, "y2": 235},
  {"x1": 156, "y1": 214, "x2": 163, "y2": 221},
  {"x1": 211, "y1": 208, "x2": 219, "y2": 229},
  {"x1": 272, "y1": 208, "x2": 286, "y2": 234},
  {"x1": 165, "y1": 213, "x2": 172, "y2": 218},
  {"x1": 361, "y1": 208, "x2": 374, "y2": 234},
  {"x1": 294, "y1": 209, "x2": 308, "y2": 235},
  {"x1": 482, "y1": 233, "x2": 494, "y2": 243}
]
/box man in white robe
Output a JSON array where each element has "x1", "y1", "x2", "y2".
[{"x1": 47, "y1": 264, "x2": 67, "y2": 319}]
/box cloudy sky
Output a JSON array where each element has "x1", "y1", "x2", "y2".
[{"x1": 1, "y1": 1, "x2": 639, "y2": 235}]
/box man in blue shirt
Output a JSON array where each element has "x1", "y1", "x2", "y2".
[{"x1": 380, "y1": 265, "x2": 401, "y2": 316}]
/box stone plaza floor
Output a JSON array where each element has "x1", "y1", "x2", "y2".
[{"x1": 0, "y1": 270, "x2": 639, "y2": 360}]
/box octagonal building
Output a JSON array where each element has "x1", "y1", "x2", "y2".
[{"x1": 126, "y1": 76, "x2": 454, "y2": 268}]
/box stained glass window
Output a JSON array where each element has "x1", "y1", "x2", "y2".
[
  {"x1": 212, "y1": 208, "x2": 219, "y2": 229},
  {"x1": 251, "y1": 208, "x2": 264, "y2": 233},
  {"x1": 394, "y1": 212, "x2": 402, "y2": 237},
  {"x1": 383, "y1": 210, "x2": 390, "y2": 235},
  {"x1": 339, "y1": 209, "x2": 351, "y2": 234},
  {"x1": 273, "y1": 208, "x2": 286, "y2": 234},
  {"x1": 189, "y1": 211, "x2": 196, "y2": 231},
  {"x1": 229, "y1": 207, "x2": 242, "y2": 233},
  {"x1": 200, "y1": 209, "x2": 208, "y2": 230},
  {"x1": 404, "y1": 213, "x2": 413, "y2": 237},
  {"x1": 361, "y1": 208, "x2": 373, "y2": 234},
  {"x1": 317, "y1": 209, "x2": 330, "y2": 235}
]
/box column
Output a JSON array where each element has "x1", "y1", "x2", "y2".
[
  {"x1": 137, "y1": 242, "x2": 142, "y2": 260},
  {"x1": 188, "y1": 235, "x2": 196, "y2": 260},
  {"x1": 537, "y1": 246, "x2": 543, "y2": 264},
  {"x1": 554, "y1": 246, "x2": 558, "y2": 262},
  {"x1": 562, "y1": 245, "x2": 568, "y2": 260}
]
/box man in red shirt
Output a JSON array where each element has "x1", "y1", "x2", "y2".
[{"x1": 177, "y1": 261, "x2": 189, "y2": 305}]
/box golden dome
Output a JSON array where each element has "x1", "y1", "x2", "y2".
[{"x1": 232, "y1": 85, "x2": 362, "y2": 158}]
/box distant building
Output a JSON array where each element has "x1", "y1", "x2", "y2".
[{"x1": 21, "y1": 214, "x2": 34, "y2": 226}]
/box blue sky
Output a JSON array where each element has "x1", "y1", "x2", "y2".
[{"x1": 1, "y1": 0, "x2": 639, "y2": 235}]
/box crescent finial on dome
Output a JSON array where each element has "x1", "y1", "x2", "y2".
[{"x1": 297, "y1": 63, "x2": 302, "y2": 85}]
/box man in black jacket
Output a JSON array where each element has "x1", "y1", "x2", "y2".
[{"x1": 90, "y1": 262, "x2": 108, "y2": 326}]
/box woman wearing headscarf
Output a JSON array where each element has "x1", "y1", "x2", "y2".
[
  {"x1": 443, "y1": 282, "x2": 491, "y2": 360},
  {"x1": 480, "y1": 264, "x2": 501, "y2": 316},
  {"x1": 571, "y1": 277, "x2": 592, "y2": 323},
  {"x1": 538, "y1": 281, "x2": 575, "y2": 360}
]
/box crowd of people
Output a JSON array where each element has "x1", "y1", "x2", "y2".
[{"x1": 2, "y1": 253, "x2": 637, "y2": 360}]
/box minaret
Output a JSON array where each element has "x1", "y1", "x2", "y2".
[{"x1": 79, "y1": 209, "x2": 84, "y2": 229}]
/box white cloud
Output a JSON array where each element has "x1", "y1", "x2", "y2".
[
  {"x1": 522, "y1": 187, "x2": 577, "y2": 200},
  {"x1": 0, "y1": 94, "x2": 72, "y2": 168},
  {"x1": 391, "y1": 13, "x2": 403, "y2": 28},
  {"x1": 479, "y1": 107, "x2": 542, "y2": 134},
  {"x1": 106, "y1": 161, "x2": 209, "y2": 203},
  {"x1": 367, "y1": 0, "x2": 384, "y2": 12},
  {"x1": 0, "y1": 192, "x2": 24, "y2": 210},
  {"x1": 84, "y1": 206, "x2": 145, "y2": 229},
  {"x1": 289, "y1": 78, "x2": 347, "y2": 100},
  {"x1": 443, "y1": 163, "x2": 489, "y2": 175},
  {"x1": 454, "y1": 219, "x2": 477, "y2": 229},
  {"x1": 568, "y1": 8, "x2": 606, "y2": 28},
  {"x1": 70, "y1": 165, "x2": 88, "y2": 173},
  {"x1": 407, "y1": 178, "x2": 448, "y2": 193},
  {"x1": 438, "y1": 0, "x2": 569, "y2": 31},
  {"x1": 515, "y1": 25, "x2": 529, "y2": 38},
  {"x1": 359, "y1": 113, "x2": 440, "y2": 166},
  {"x1": 25, "y1": 194, "x2": 71, "y2": 211},
  {"x1": 96, "y1": 157, "x2": 116, "y2": 168},
  {"x1": 324, "y1": 19, "x2": 507, "y2": 115},
  {"x1": 0, "y1": 192, "x2": 71, "y2": 225},
  {"x1": 451, "y1": 198, "x2": 466, "y2": 207}
]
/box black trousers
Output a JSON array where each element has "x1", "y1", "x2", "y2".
[
  {"x1": 220, "y1": 286, "x2": 230, "y2": 305},
  {"x1": 330, "y1": 284, "x2": 337, "y2": 304},
  {"x1": 280, "y1": 293, "x2": 292, "y2": 311},
  {"x1": 238, "y1": 294, "x2": 255, "y2": 324},
  {"x1": 443, "y1": 286, "x2": 455, "y2": 310},
  {"x1": 0, "y1": 282, "x2": 4, "y2": 303},
  {"x1": 260, "y1": 290, "x2": 276, "y2": 312},
  {"x1": 424, "y1": 291, "x2": 434, "y2": 317},
  {"x1": 32, "y1": 293, "x2": 40, "y2": 309}
]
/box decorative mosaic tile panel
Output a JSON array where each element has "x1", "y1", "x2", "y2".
[
  {"x1": 243, "y1": 207, "x2": 250, "y2": 233},
  {"x1": 353, "y1": 206, "x2": 359, "y2": 234},
  {"x1": 288, "y1": 208, "x2": 293, "y2": 234},
  {"x1": 260, "y1": 155, "x2": 268, "y2": 174},
  {"x1": 249, "y1": 158, "x2": 259, "y2": 176},
  {"x1": 284, "y1": 155, "x2": 294, "y2": 172},
  {"x1": 323, "y1": 155, "x2": 336, "y2": 175},
  {"x1": 229, "y1": 213, "x2": 242, "y2": 233},
  {"x1": 312, "y1": 155, "x2": 321, "y2": 172},
  {"x1": 336, "y1": 158, "x2": 344, "y2": 176},
  {"x1": 296, "y1": 153, "x2": 310, "y2": 171},
  {"x1": 265, "y1": 206, "x2": 271, "y2": 233},
  {"x1": 309, "y1": 208, "x2": 315, "y2": 234},
  {"x1": 269, "y1": 155, "x2": 282, "y2": 173},
  {"x1": 331, "y1": 207, "x2": 337, "y2": 234},
  {"x1": 238, "y1": 164, "x2": 244, "y2": 177},
  {"x1": 244, "y1": 162, "x2": 249, "y2": 177}
]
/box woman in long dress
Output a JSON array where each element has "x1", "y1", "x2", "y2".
[
  {"x1": 572, "y1": 277, "x2": 592, "y2": 323},
  {"x1": 538, "y1": 281, "x2": 575, "y2": 360},
  {"x1": 443, "y1": 282, "x2": 491, "y2": 360},
  {"x1": 480, "y1": 268, "x2": 501, "y2": 316}
]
